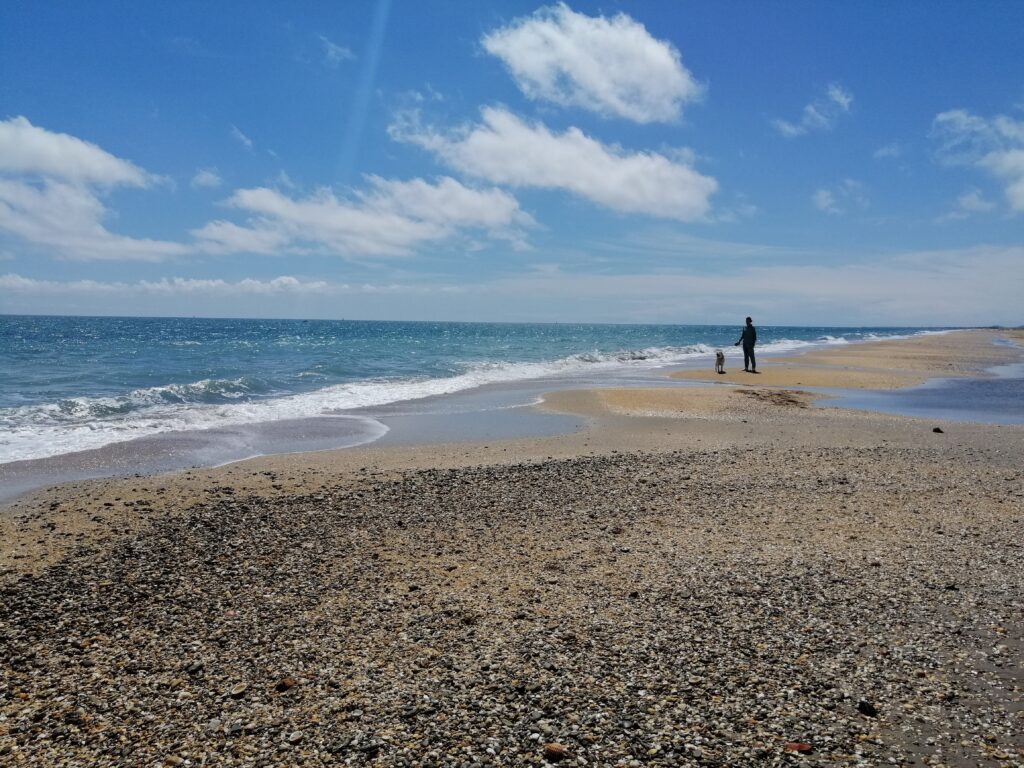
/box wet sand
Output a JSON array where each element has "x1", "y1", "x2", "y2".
[
  {"x1": 672, "y1": 329, "x2": 1023, "y2": 390},
  {"x1": 1, "y1": 329, "x2": 1022, "y2": 766}
]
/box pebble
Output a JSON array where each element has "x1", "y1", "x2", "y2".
[{"x1": 1, "y1": 445, "x2": 1021, "y2": 766}]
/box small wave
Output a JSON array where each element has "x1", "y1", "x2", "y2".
[{"x1": 0, "y1": 332, "x2": 922, "y2": 464}]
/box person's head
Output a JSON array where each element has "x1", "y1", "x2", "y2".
[{"x1": 745, "y1": 316, "x2": 753, "y2": 325}]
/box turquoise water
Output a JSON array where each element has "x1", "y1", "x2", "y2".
[{"x1": 0, "y1": 315, "x2": 950, "y2": 464}]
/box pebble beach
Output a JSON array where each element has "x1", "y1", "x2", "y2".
[{"x1": 1, "y1": 330, "x2": 1022, "y2": 767}]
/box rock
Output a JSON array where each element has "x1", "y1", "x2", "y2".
[
  {"x1": 543, "y1": 742, "x2": 569, "y2": 761},
  {"x1": 857, "y1": 699, "x2": 879, "y2": 717},
  {"x1": 784, "y1": 742, "x2": 813, "y2": 753},
  {"x1": 287, "y1": 730, "x2": 303, "y2": 744},
  {"x1": 933, "y1": 427, "x2": 944, "y2": 433},
  {"x1": 274, "y1": 676, "x2": 297, "y2": 692},
  {"x1": 229, "y1": 682, "x2": 248, "y2": 698}
]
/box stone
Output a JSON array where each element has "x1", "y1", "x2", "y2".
[
  {"x1": 229, "y1": 682, "x2": 248, "y2": 698},
  {"x1": 784, "y1": 742, "x2": 813, "y2": 753},
  {"x1": 274, "y1": 676, "x2": 297, "y2": 692},
  {"x1": 543, "y1": 742, "x2": 569, "y2": 761},
  {"x1": 857, "y1": 700, "x2": 879, "y2": 717}
]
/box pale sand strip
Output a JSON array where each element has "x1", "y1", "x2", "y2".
[{"x1": 672, "y1": 328, "x2": 1022, "y2": 389}]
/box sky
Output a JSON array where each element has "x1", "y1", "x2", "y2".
[{"x1": 1, "y1": 0, "x2": 1022, "y2": 326}]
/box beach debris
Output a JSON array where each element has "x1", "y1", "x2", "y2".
[
  {"x1": 228, "y1": 682, "x2": 248, "y2": 698},
  {"x1": 287, "y1": 730, "x2": 303, "y2": 744},
  {"x1": 933, "y1": 427, "x2": 944, "y2": 433}
]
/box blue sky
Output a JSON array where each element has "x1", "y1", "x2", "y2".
[{"x1": 1, "y1": 1, "x2": 1022, "y2": 325}]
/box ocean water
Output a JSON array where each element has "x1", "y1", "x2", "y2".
[{"x1": 0, "y1": 315, "x2": 946, "y2": 466}]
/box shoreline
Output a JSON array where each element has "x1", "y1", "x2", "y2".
[
  {"x1": 2, "y1": 329, "x2": 1023, "y2": 766},
  {"x1": 1, "y1": 329, "x2": 1019, "y2": 510},
  {"x1": 2, "y1": 329, "x2": 1022, "y2": 577}
]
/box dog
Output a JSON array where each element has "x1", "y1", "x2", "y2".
[{"x1": 714, "y1": 349, "x2": 726, "y2": 374}]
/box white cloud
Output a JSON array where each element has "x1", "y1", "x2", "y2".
[
  {"x1": 0, "y1": 273, "x2": 331, "y2": 296},
  {"x1": 481, "y1": 3, "x2": 702, "y2": 123},
  {"x1": 0, "y1": 115, "x2": 153, "y2": 187},
  {"x1": 0, "y1": 118, "x2": 187, "y2": 261},
  {"x1": 934, "y1": 188, "x2": 996, "y2": 223},
  {"x1": 980, "y1": 148, "x2": 1024, "y2": 212},
  {"x1": 812, "y1": 179, "x2": 867, "y2": 215},
  {"x1": 191, "y1": 167, "x2": 223, "y2": 189},
  {"x1": 193, "y1": 175, "x2": 532, "y2": 257},
  {"x1": 0, "y1": 179, "x2": 187, "y2": 261},
  {"x1": 319, "y1": 35, "x2": 355, "y2": 67},
  {"x1": 0, "y1": 273, "x2": 465, "y2": 300},
  {"x1": 812, "y1": 188, "x2": 838, "y2": 214},
  {"x1": 476, "y1": 245, "x2": 1023, "y2": 326},
  {"x1": 930, "y1": 109, "x2": 1024, "y2": 212},
  {"x1": 873, "y1": 142, "x2": 901, "y2": 160},
  {"x1": 5, "y1": 244, "x2": 1021, "y2": 326},
  {"x1": 230, "y1": 125, "x2": 254, "y2": 149},
  {"x1": 957, "y1": 187, "x2": 996, "y2": 213},
  {"x1": 773, "y1": 83, "x2": 853, "y2": 138},
  {"x1": 390, "y1": 106, "x2": 717, "y2": 220},
  {"x1": 0, "y1": 117, "x2": 526, "y2": 261}
]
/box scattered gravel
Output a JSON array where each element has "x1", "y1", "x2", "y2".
[{"x1": 1, "y1": 445, "x2": 1022, "y2": 766}]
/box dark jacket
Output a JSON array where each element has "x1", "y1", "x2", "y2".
[{"x1": 737, "y1": 325, "x2": 757, "y2": 348}]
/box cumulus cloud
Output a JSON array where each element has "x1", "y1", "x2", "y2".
[
  {"x1": 0, "y1": 117, "x2": 529, "y2": 261},
  {"x1": 481, "y1": 3, "x2": 702, "y2": 123},
  {"x1": 0, "y1": 117, "x2": 187, "y2": 261},
  {"x1": 812, "y1": 179, "x2": 868, "y2": 215},
  {"x1": 0, "y1": 116, "x2": 154, "y2": 186},
  {"x1": 191, "y1": 167, "x2": 223, "y2": 188},
  {"x1": 930, "y1": 108, "x2": 1024, "y2": 212},
  {"x1": 194, "y1": 175, "x2": 532, "y2": 257},
  {"x1": 0, "y1": 180, "x2": 187, "y2": 261},
  {"x1": 934, "y1": 188, "x2": 997, "y2": 223},
  {"x1": 773, "y1": 83, "x2": 853, "y2": 138},
  {"x1": 390, "y1": 106, "x2": 717, "y2": 220}
]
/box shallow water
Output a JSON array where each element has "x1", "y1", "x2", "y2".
[
  {"x1": 826, "y1": 362, "x2": 1024, "y2": 425},
  {"x1": 0, "y1": 315, "x2": 938, "y2": 464}
]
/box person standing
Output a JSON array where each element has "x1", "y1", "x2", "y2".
[{"x1": 734, "y1": 316, "x2": 758, "y2": 372}]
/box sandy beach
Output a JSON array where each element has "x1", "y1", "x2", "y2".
[{"x1": 1, "y1": 330, "x2": 1022, "y2": 767}]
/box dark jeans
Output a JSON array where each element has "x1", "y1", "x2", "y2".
[{"x1": 743, "y1": 345, "x2": 756, "y2": 370}]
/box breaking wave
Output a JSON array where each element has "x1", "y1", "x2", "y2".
[{"x1": 0, "y1": 332, "x2": 914, "y2": 463}]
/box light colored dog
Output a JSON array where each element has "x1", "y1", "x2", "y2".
[{"x1": 715, "y1": 349, "x2": 726, "y2": 374}]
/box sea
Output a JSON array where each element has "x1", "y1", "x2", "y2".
[{"x1": 0, "y1": 315, "x2": 1017, "y2": 500}]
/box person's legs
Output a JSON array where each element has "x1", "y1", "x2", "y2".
[
  {"x1": 744, "y1": 346, "x2": 756, "y2": 371},
  {"x1": 748, "y1": 347, "x2": 756, "y2": 371}
]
